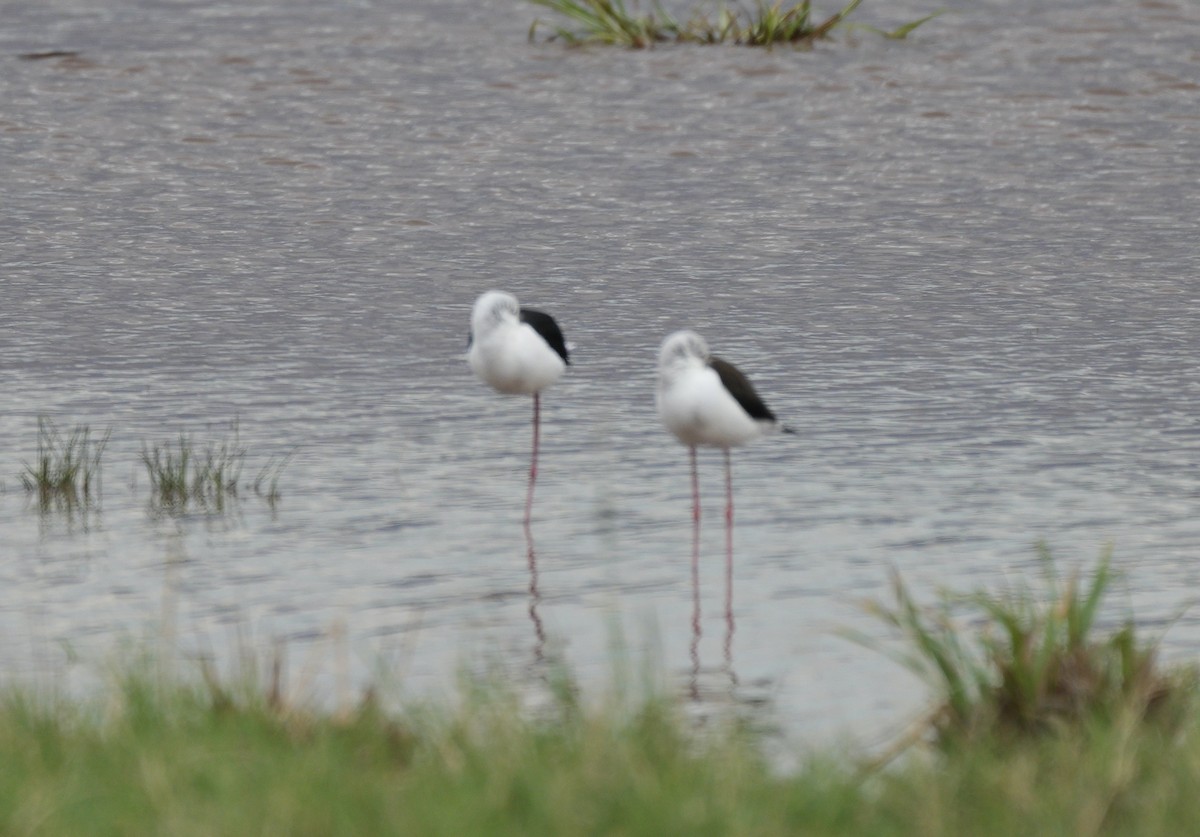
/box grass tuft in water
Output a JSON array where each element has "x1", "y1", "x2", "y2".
[
  {"x1": 738, "y1": 0, "x2": 862, "y2": 45},
  {"x1": 141, "y1": 423, "x2": 292, "y2": 515},
  {"x1": 527, "y1": 0, "x2": 934, "y2": 47},
  {"x1": 856, "y1": 545, "x2": 1191, "y2": 750},
  {"x1": 141, "y1": 425, "x2": 246, "y2": 515},
  {"x1": 19, "y1": 416, "x2": 110, "y2": 512},
  {"x1": 528, "y1": 0, "x2": 681, "y2": 47}
]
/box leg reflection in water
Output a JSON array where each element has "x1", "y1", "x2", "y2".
[{"x1": 524, "y1": 519, "x2": 545, "y2": 663}]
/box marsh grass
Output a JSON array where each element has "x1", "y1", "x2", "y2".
[
  {"x1": 7, "y1": 638, "x2": 1200, "y2": 835},
  {"x1": 856, "y1": 546, "x2": 1192, "y2": 750},
  {"x1": 4, "y1": 550, "x2": 1200, "y2": 835},
  {"x1": 529, "y1": 0, "x2": 681, "y2": 47},
  {"x1": 141, "y1": 426, "x2": 246, "y2": 515},
  {"x1": 527, "y1": 0, "x2": 935, "y2": 47},
  {"x1": 3, "y1": 543, "x2": 1200, "y2": 833},
  {"x1": 847, "y1": 9, "x2": 945, "y2": 40},
  {"x1": 141, "y1": 424, "x2": 293, "y2": 515},
  {"x1": 19, "y1": 416, "x2": 109, "y2": 512},
  {"x1": 738, "y1": 0, "x2": 864, "y2": 45},
  {"x1": 0, "y1": 643, "x2": 793, "y2": 836}
]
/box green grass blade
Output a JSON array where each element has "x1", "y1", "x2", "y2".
[
  {"x1": 888, "y1": 9, "x2": 945, "y2": 38},
  {"x1": 810, "y1": 0, "x2": 864, "y2": 38}
]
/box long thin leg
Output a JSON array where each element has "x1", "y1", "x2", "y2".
[
  {"x1": 723, "y1": 448, "x2": 735, "y2": 667},
  {"x1": 524, "y1": 392, "x2": 540, "y2": 526},
  {"x1": 689, "y1": 445, "x2": 701, "y2": 698},
  {"x1": 690, "y1": 445, "x2": 701, "y2": 612},
  {"x1": 690, "y1": 446, "x2": 701, "y2": 527}
]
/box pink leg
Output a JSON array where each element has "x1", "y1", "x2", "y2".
[
  {"x1": 689, "y1": 445, "x2": 701, "y2": 698},
  {"x1": 524, "y1": 392, "x2": 540, "y2": 526},
  {"x1": 696, "y1": 443, "x2": 700, "y2": 695},
  {"x1": 690, "y1": 446, "x2": 701, "y2": 620},
  {"x1": 690, "y1": 446, "x2": 701, "y2": 526},
  {"x1": 724, "y1": 448, "x2": 734, "y2": 649}
]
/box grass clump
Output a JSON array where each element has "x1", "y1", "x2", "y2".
[
  {"x1": 141, "y1": 423, "x2": 292, "y2": 515},
  {"x1": 727, "y1": 0, "x2": 865, "y2": 45},
  {"x1": 529, "y1": 0, "x2": 683, "y2": 47},
  {"x1": 141, "y1": 425, "x2": 246, "y2": 515},
  {"x1": 527, "y1": 0, "x2": 937, "y2": 47},
  {"x1": 860, "y1": 546, "x2": 1191, "y2": 749},
  {"x1": 19, "y1": 416, "x2": 109, "y2": 512}
]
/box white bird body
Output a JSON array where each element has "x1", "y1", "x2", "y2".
[
  {"x1": 658, "y1": 363, "x2": 767, "y2": 448},
  {"x1": 657, "y1": 330, "x2": 783, "y2": 449},
  {"x1": 469, "y1": 291, "x2": 566, "y2": 395}
]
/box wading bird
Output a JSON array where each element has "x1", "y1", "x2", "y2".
[
  {"x1": 468, "y1": 290, "x2": 570, "y2": 526},
  {"x1": 656, "y1": 329, "x2": 792, "y2": 640}
]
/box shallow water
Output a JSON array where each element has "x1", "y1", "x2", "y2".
[{"x1": 2, "y1": 0, "x2": 1198, "y2": 743}]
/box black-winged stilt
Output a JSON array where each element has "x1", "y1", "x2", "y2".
[
  {"x1": 656, "y1": 329, "x2": 792, "y2": 650},
  {"x1": 468, "y1": 290, "x2": 570, "y2": 526}
]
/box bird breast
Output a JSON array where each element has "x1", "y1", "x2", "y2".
[
  {"x1": 658, "y1": 367, "x2": 765, "y2": 448},
  {"x1": 469, "y1": 324, "x2": 565, "y2": 395}
]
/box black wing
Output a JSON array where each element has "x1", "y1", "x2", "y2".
[
  {"x1": 709, "y1": 356, "x2": 776, "y2": 422},
  {"x1": 520, "y1": 307, "x2": 570, "y2": 365}
]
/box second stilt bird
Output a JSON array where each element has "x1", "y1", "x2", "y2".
[{"x1": 656, "y1": 329, "x2": 793, "y2": 633}]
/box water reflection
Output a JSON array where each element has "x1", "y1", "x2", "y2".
[
  {"x1": 724, "y1": 567, "x2": 736, "y2": 687},
  {"x1": 686, "y1": 452, "x2": 741, "y2": 701},
  {"x1": 524, "y1": 520, "x2": 546, "y2": 663},
  {"x1": 686, "y1": 545, "x2": 778, "y2": 726},
  {"x1": 159, "y1": 527, "x2": 186, "y2": 666},
  {"x1": 31, "y1": 493, "x2": 101, "y2": 539},
  {"x1": 686, "y1": 579, "x2": 743, "y2": 708},
  {"x1": 689, "y1": 545, "x2": 701, "y2": 700}
]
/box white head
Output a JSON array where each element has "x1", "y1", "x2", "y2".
[
  {"x1": 471, "y1": 290, "x2": 520, "y2": 340},
  {"x1": 658, "y1": 329, "x2": 709, "y2": 376}
]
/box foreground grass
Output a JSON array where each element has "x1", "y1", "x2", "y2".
[
  {"x1": 858, "y1": 547, "x2": 1193, "y2": 748},
  {"x1": 3, "y1": 668, "x2": 1200, "y2": 835},
  {"x1": 3, "y1": 554, "x2": 1200, "y2": 834}
]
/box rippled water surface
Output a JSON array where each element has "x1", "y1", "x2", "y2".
[{"x1": 2, "y1": 0, "x2": 1198, "y2": 743}]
